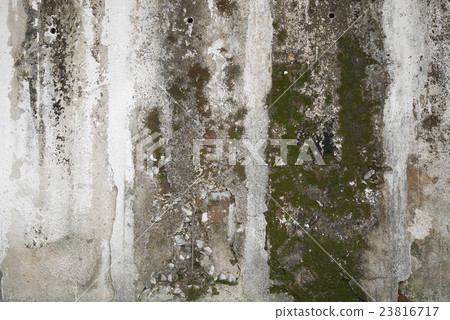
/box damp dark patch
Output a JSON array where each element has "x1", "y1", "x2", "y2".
[
  {"x1": 422, "y1": 114, "x2": 441, "y2": 131},
  {"x1": 166, "y1": 34, "x2": 176, "y2": 43},
  {"x1": 188, "y1": 63, "x2": 211, "y2": 113},
  {"x1": 216, "y1": 0, "x2": 237, "y2": 15},
  {"x1": 38, "y1": 0, "x2": 81, "y2": 166},
  {"x1": 320, "y1": 122, "x2": 335, "y2": 156},
  {"x1": 145, "y1": 108, "x2": 161, "y2": 133},
  {"x1": 233, "y1": 163, "x2": 246, "y2": 181},
  {"x1": 21, "y1": 1, "x2": 40, "y2": 119},
  {"x1": 227, "y1": 124, "x2": 244, "y2": 140},
  {"x1": 276, "y1": 29, "x2": 288, "y2": 44},
  {"x1": 52, "y1": 100, "x2": 63, "y2": 121},
  {"x1": 168, "y1": 77, "x2": 189, "y2": 102},
  {"x1": 336, "y1": 35, "x2": 382, "y2": 196},
  {"x1": 267, "y1": 62, "x2": 312, "y2": 131},
  {"x1": 224, "y1": 63, "x2": 241, "y2": 91}
]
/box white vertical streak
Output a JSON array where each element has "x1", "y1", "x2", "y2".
[
  {"x1": 382, "y1": 0, "x2": 426, "y2": 286},
  {"x1": 106, "y1": 0, "x2": 136, "y2": 301},
  {"x1": 0, "y1": 0, "x2": 14, "y2": 266},
  {"x1": 242, "y1": 0, "x2": 272, "y2": 301}
]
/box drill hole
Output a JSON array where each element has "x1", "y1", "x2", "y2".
[
  {"x1": 50, "y1": 27, "x2": 56, "y2": 34},
  {"x1": 328, "y1": 12, "x2": 335, "y2": 19},
  {"x1": 187, "y1": 17, "x2": 194, "y2": 23}
]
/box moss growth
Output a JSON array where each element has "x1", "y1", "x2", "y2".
[
  {"x1": 277, "y1": 29, "x2": 288, "y2": 44},
  {"x1": 336, "y1": 36, "x2": 382, "y2": 207},
  {"x1": 228, "y1": 124, "x2": 244, "y2": 140},
  {"x1": 184, "y1": 274, "x2": 218, "y2": 301},
  {"x1": 268, "y1": 236, "x2": 368, "y2": 301},
  {"x1": 211, "y1": 286, "x2": 220, "y2": 296},
  {"x1": 216, "y1": 280, "x2": 238, "y2": 286},
  {"x1": 298, "y1": 236, "x2": 368, "y2": 301},
  {"x1": 188, "y1": 63, "x2": 211, "y2": 113},
  {"x1": 235, "y1": 107, "x2": 247, "y2": 121},
  {"x1": 265, "y1": 36, "x2": 383, "y2": 301},
  {"x1": 185, "y1": 282, "x2": 210, "y2": 301},
  {"x1": 272, "y1": 21, "x2": 279, "y2": 30},
  {"x1": 233, "y1": 163, "x2": 246, "y2": 181},
  {"x1": 227, "y1": 107, "x2": 247, "y2": 147},
  {"x1": 268, "y1": 62, "x2": 312, "y2": 136}
]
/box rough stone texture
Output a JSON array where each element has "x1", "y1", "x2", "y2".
[
  {"x1": 399, "y1": 0, "x2": 450, "y2": 302},
  {"x1": 0, "y1": 0, "x2": 448, "y2": 301}
]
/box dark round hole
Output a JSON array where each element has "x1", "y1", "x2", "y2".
[
  {"x1": 187, "y1": 17, "x2": 193, "y2": 23},
  {"x1": 329, "y1": 12, "x2": 335, "y2": 19},
  {"x1": 50, "y1": 27, "x2": 56, "y2": 34}
]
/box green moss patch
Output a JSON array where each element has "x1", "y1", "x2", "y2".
[{"x1": 266, "y1": 36, "x2": 384, "y2": 301}]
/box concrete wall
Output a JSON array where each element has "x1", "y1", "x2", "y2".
[{"x1": 0, "y1": 0, "x2": 448, "y2": 301}]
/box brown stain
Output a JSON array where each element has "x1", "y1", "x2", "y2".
[
  {"x1": 204, "y1": 128, "x2": 216, "y2": 140},
  {"x1": 288, "y1": 52, "x2": 295, "y2": 62},
  {"x1": 421, "y1": 114, "x2": 441, "y2": 131},
  {"x1": 159, "y1": 177, "x2": 171, "y2": 196},
  {"x1": 398, "y1": 293, "x2": 411, "y2": 302},
  {"x1": 406, "y1": 156, "x2": 438, "y2": 224},
  {"x1": 207, "y1": 195, "x2": 234, "y2": 228},
  {"x1": 398, "y1": 281, "x2": 411, "y2": 302}
]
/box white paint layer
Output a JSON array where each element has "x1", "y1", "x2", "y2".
[
  {"x1": 242, "y1": 0, "x2": 273, "y2": 301},
  {"x1": 106, "y1": 0, "x2": 137, "y2": 301},
  {"x1": 382, "y1": 0, "x2": 427, "y2": 282},
  {"x1": 0, "y1": 0, "x2": 14, "y2": 266}
]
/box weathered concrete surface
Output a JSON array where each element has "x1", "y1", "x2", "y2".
[
  {"x1": 241, "y1": 0, "x2": 272, "y2": 301},
  {"x1": 0, "y1": 0, "x2": 448, "y2": 301},
  {"x1": 1, "y1": 0, "x2": 116, "y2": 301},
  {"x1": 106, "y1": 0, "x2": 137, "y2": 302},
  {"x1": 398, "y1": 0, "x2": 450, "y2": 302}
]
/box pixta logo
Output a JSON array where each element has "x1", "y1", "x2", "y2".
[
  {"x1": 193, "y1": 138, "x2": 325, "y2": 166},
  {"x1": 132, "y1": 129, "x2": 171, "y2": 175}
]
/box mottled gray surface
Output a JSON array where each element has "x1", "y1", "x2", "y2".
[{"x1": 0, "y1": 0, "x2": 448, "y2": 301}]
